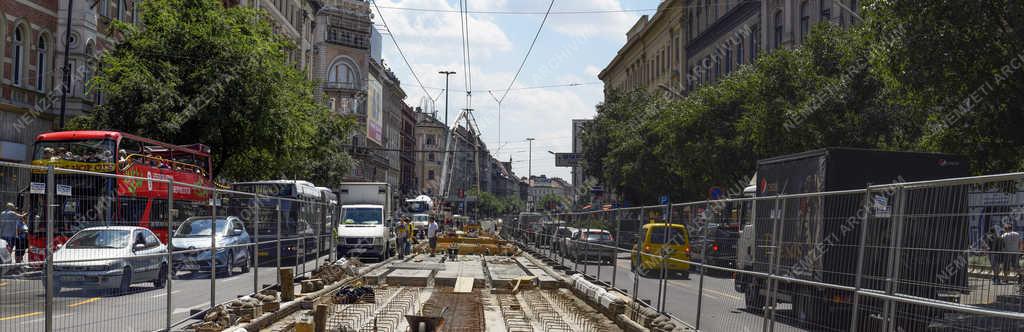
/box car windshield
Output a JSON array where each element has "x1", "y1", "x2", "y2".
[
  {"x1": 175, "y1": 219, "x2": 230, "y2": 237},
  {"x1": 65, "y1": 230, "x2": 130, "y2": 249},
  {"x1": 585, "y1": 232, "x2": 613, "y2": 241},
  {"x1": 412, "y1": 215, "x2": 430, "y2": 222},
  {"x1": 650, "y1": 227, "x2": 687, "y2": 245},
  {"x1": 343, "y1": 208, "x2": 382, "y2": 225}
]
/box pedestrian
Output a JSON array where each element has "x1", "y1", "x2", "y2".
[
  {"x1": 1, "y1": 203, "x2": 27, "y2": 258},
  {"x1": 403, "y1": 217, "x2": 414, "y2": 255},
  {"x1": 985, "y1": 227, "x2": 1005, "y2": 284},
  {"x1": 1000, "y1": 223, "x2": 1022, "y2": 284},
  {"x1": 427, "y1": 217, "x2": 439, "y2": 257},
  {"x1": 395, "y1": 218, "x2": 409, "y2": 259},
  {"x1": 15, "y1": 217, "x2": 27, "y2": 264}
]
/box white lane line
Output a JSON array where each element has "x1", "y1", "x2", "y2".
[
  {"x1": 150, "y1": 290, "x2": 182, "y2": 298},
  {"x1": 19, "y1": 313, "x2": 72, "y2": 325}
]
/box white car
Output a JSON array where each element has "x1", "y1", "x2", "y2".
[
  {"x1": 0, "y1": 238, "x2": 11, "y2": 275},
  {"x1": 49, "y1": 226, "x2": 168, "y2": 294}
]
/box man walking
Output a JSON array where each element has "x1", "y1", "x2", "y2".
[
  {"x1": 1, "y1": 203, "x2": 27, "y2": 262},
  {"x1": 1001, "y1": 223, "x2": 1022, "y2": 284},
  {"x1": 427, "y1": 217, "x2": 439, "y2": 257},
  {"x1": 395, "y1": 218, "x2": 409, "y2": 259},
  {"x1": 985, "y1": 227, "x2": 1005, "y2": 284}
]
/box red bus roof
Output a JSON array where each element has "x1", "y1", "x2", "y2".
[{"x1": 36, "y1": 130, "x2": 210, "y2": 157}]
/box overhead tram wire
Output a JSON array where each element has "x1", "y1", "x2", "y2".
[
  {"x1": 460, "y1": 0, "x2": 473, "y2": 108},
  {"x1": 498, "y1": 0, "x2": 556, "y2": 104},
  {"x1": 375, "y1": 1, "x2": 747, "y2": 15},
  {"x1": 370, "y1": 0, "x2": 432, "y2": 101}
]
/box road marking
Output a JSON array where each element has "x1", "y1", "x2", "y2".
[
  {"x1": 151, "y1": 290, "x2": 181, "y2": 298},
  {"x1": 20, "y1": 313, "x2": 72, "y2": 325},
  {"x1": 67, "y1": 297, "x2": 101, "y2": 308},
  {"x1": 0, "y1": 311, "x2": 42, "y2": 321},
  {"x1": 704, "y1": 288, "x2": 743, "y2": 301}
]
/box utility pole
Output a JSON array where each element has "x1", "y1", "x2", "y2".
[
  {"x1": 59, "y1": 0, "x2": 75, "y2": 130},
  {"x1": 438, "y1": 71, "x2": 455, "y2": 127},
  {"x1": 526, "y1": 137, "x2": 534, "y2": 211}
]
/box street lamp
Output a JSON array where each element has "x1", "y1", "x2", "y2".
[
  {"x1": 438, "y1": 71, "x2": 456, "y2": 127},
  {"x1": 526, "y1": 138, "x2": 535, "y2": 211}
]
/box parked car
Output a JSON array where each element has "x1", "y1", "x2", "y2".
[
  {"x1": 566, "y1": 229, "x2": 617, "y2": 264},
  {"x1": 49, "y1": 226, "x2": 168, "y2": 294},
  {"x1": 0, "y1": 238, "x2": 11, "y2": 275},
  {"x1": 690, "y1": 222, "x2": 740, "y2": 268},
  {"x1": 631, "y1": 223, "x2": 690, "y2": 279},
  {"x1": 170, "y1": 216, "x2": 251, "y2": 277}
]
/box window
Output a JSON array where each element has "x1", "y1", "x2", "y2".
[
  {"x1": 100, "y1": 0, "x2": 109, "y2": 16},
  {"x1": 774, "y1": 11, "x2": 784, "y2": 49},
  {"x1": 428, "y1": 170, "x2": 435, "y2": 180},
  {"x1": 327, "y1": 61, "x2": 355, "y2": 83},
  {"x1": 714, "y1": 55, "x2": 721, "y2": 79},
  {"x1": 714, "y1": 0, "x2": 719, "y2": 18},
  {"x1": 694, "y1": 7, "x2": 701, "y2": 35},
  {"x1": 820, "y1": 0, "x2": 831, "y2": 22},
  {"x1": 37, "y1": 35, "x2": 47, "y2": 91},
  {"x1": 725, "y1": 48, "x2": 732, "y2": 73},
  {"x1": 117, "y1": 0, "x2": 125, "y2": 20},
  {"x1": 737, "y1": 39, "x2": 744, "y2": 65},
  {"x1": 428, "y1": 153, "x2": 435, "y2": 161},
  {"x1": 800, "y1": 2, "x2": 810, "y2": 41},
  {"x1": 751, "y1": 25, "x2": 760, "y2": 59},
  {"x1": 688, "y1": 12, "x2": 694, "y2": 40},
  {"x1": 133, "y1": 0, "x2": 138, "y2": 23},
  {"x1": 12, "y1": 25, "x2": 24, "y2": 86}
]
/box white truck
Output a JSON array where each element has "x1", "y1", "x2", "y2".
[{"x1": 336, "y1": 182, "x2": 395, "y2": 261}]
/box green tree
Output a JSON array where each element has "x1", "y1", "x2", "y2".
[
  {"x1": 865, "y1": 0, "x2": 1024, "y2": 173},
  {"x1": 71, "y1": 0, "x2": 354, "y2": 183}
]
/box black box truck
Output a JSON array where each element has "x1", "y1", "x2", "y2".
[{"x1": 743, "y1": 148, "x2": 970, "y2": 330}]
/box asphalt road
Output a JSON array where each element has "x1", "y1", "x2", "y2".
[
  {"x1": 0, "y1": 253, "x2": 371, "y2": 331},
  {"x1": 524, "y1": 241, "x2": 813, "y2": 332}
]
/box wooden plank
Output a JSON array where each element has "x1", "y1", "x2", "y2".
[{"x1": 453, "y1": 277, "x2": 474, "y2": 293}]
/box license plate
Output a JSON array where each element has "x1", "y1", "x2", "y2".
[{"x1": 62, "y1": 276, "x2": 85, "y2": 282}]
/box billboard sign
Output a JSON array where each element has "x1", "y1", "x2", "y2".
[
  {"x1": 554, "y1": 153, "x2": 581, "y2": 167},
  {"x1": 367, "y1": 75, "x2": 384, "y2": 144}
]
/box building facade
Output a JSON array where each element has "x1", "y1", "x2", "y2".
[
  {"x1": 399, "y1": 103, "x2": 416, "y2": 197},
  {"x1": 601, "y1": 0, "x2": 861, "y2": 97},
  {"x1": 414, "y1": 109, "x2": 445, "y2": 196},
  {"x1": 598, "y1": 0, "x2": 685, "y2": 96}
]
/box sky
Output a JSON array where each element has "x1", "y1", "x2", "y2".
[{"x1": 371, "y1": 0, "x2": 662, "y2": 182}]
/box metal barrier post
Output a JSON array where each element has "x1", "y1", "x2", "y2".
[
  {"x1": 210, "y1": 191, "x2": 218, "y2": 308},
  {"x1": 44, "y1": 165, "x2": 54, "y2": 332},
  {"x1": 658, "y1": 204, "x2": 671, "y2": 314},
  {"x1": 166, "y1": 179, "x2": 174, "y2": 331},
  {"x1": 632, "y1": 207, "x2": 644, "y2": 303},
  {"x1": 254, "y1": 195, "x2": 260, "y2": 293},
  {"x1": 276, "y1": 199, "x2": 282, "y2": 284},
  {"x1": 695, "y1": 202, "x2": 708, "y2": 328},
  {"x1": 612, "y1": 211, "x2": 619, "y2": 289},
  {"x1": 850, "y1": 187, "x2": 873, "y2": 332},
  {"x1": 883, "y1": 186, "x2": 907, "y2": 332},
  {"x1": 766, "y1": 195, "x2": 786, "y2": 332}
]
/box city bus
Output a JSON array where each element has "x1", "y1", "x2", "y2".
[
  {"x1": 230, "y1": 180, "x2": 330, "y2": 262},
  {"x1": 26, "y1": 131, "x2": 213, "y2": 261}
]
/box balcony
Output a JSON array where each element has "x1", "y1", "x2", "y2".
[{"x1": 324, "y1": 81, "x2": 365, "y2": 91}]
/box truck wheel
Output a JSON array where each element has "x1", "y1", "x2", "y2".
[{"x1": 745, "y1": 284, "x2": 765, "y2": 312}]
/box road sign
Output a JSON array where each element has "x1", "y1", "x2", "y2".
[
  {"x1": 659, "y1": 195, "x2": 670, "y2": 205},
  {"x1": 554, "y1": 153, "x2": 582, "y2": 167}
]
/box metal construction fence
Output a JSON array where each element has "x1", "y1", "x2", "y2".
[
  {"x1": 508, "y1": 172, "x2": 1024, "y2": 331},
  {"x1": 0, "y1": 161, "x2": 346, "y2": 332}
]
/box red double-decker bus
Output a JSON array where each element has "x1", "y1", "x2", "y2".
[{"x1": 26, "y1": 131, "x2": 214, "y2": 261}]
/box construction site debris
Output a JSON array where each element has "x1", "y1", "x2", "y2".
[{"x1": 333, "y1": 286, "x2": 376, "y2": 305}]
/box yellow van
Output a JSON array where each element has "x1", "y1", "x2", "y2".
[{"x1": 630, "y1": 223, "x2": 691, "y2": 279}]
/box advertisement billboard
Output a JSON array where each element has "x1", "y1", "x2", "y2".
[{"x1": 367, "y1": 75, "x2": 384, "y2": 144}]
